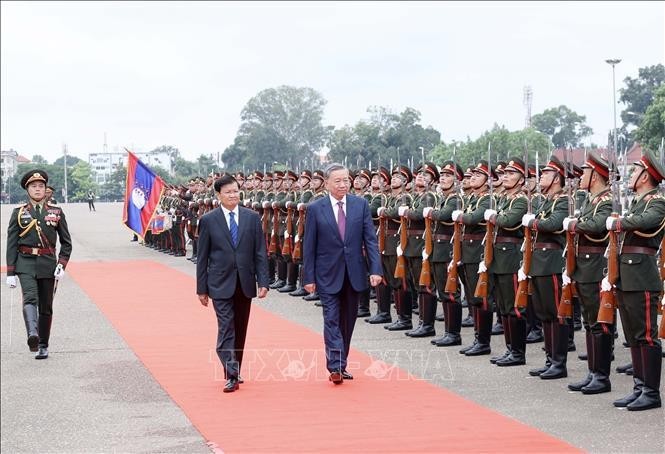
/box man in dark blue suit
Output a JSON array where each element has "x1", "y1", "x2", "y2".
[
  {"x1": 197, "y1": 174, "x2": 270, "y2": 393},
  {"x1": 303, "y1": 163, "x2": 383, "y2": 384}
]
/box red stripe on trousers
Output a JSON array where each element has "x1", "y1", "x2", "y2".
[
  {"x1": 513, "y1": 273, "x2": 521, "y2": 318},
  {"x1": 645, "y1": 291, "x2": 653, "y2": 346}
]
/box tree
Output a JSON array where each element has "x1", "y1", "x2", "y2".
[
  {"x1": 222, "y1": 86, "x2": 330, "y2": 171},
  {"x1": 618, "y1": 64, "x2": 665, "y2": 148},
  {"x1": 100, "y1": 164, "x2": 127, "y2": 202},
  {"x1": 68, "y1": 161, "x2": 96, "y2": 202},
  {"x1": 634, "y1": 85, "x2": 665, "y2": 153},
  {"x1": 31, "y1": 155, "x2": 48, "y2": 165},
  {"x1": 531, "y1": 105, "x2": 593, "y2": 148}
]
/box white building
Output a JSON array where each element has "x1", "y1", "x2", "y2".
[
  {"x1": 1, "y1": 149, "x2": 31, "y2": 203},
  {"x1": 89, "y1": 148, "x2": 173, "y2": 185}
]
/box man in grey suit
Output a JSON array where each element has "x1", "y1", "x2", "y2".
[{"x1": 197, "y1": 174, "x2": 270, "y2": 393}]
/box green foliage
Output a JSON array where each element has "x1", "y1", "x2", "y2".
[
  {"x1": 531, "y1": 105, "x2": 593, "y2": 148},
  {"x1": 31, "y1": 155, "x2": 47, "y2": 164},
  {"x1": 68, "y1": 161, "x2": 97, "y2": 202},
  {"x1": 634, "y1": 85, "x2": 665, "y2": 153},
  {"x1": 618, "y1": 64, "x2": 665, "y2": 148},
  {"x1": 100, "y1": 164, "x2": 127, "y2": 202}
]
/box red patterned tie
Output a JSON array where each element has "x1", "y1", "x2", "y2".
[{"x1": 337, "y1": 201, "x2": 345, "y2": 239}]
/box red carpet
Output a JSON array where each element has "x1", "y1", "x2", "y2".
[{"x1": 69, "y1": 260, "x2": 578, "y2": 453}]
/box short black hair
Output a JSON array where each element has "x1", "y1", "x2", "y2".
[{"x1": 214, "y1": 174, "x2": 238, "y2": 192}]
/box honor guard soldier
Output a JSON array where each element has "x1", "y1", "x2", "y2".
[
  {"x1": 454, "y1": 160, "x2": 494, "y2": 356},
  {"x1": 45, "y1": 185, "x2": 58, "y2": 205},
  {"x1": 483, "y1": 157, "x2": 528, "y2": 365},
  {"x1": 521, "y1": 155, "x2": 569, "y2": 379},
  {"x1": 288, "y1": 170, "x2": 315, "y2": 297},
  {"x1": 301, "y1": 170, "x2": 328, "y2": 304},
  {"x1": 562, "y1": 151, "x2": 613, "y2": 394},
  {"x1": 401, "y1": 162, "x2": 439, "y2": 337},
  {"x1": 6, "y1": 170, "x2": 72, "y2": 359},
  {"x1": 377, "y1": 165, "x2": 414, "y2": 331},
  {"x1": 276, "y1": 170, "x2": 299, "y2": 293},
  {"x1": 366, "y1": 167, "x2": 393, "y2": 323},
  {"x1": 260, "y1": 172, "x2": 277, "y2": 285},
  {"x1": 525, "y1": 164, "x2": 546, "y2": 344},
  {"x1": 606, "y1": 149, "x2": 665, "y2": 411},
  {"x1": 352, "y1": 168, "x2": 374, "y2": 317}
]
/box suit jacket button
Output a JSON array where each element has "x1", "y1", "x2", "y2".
[
  {"x1": 502, "y1": 247, "x2": 506, "y2": 251},
  {"x1": 542, "y1": 248, "x2": 546, "y2": 251},
  {"x1": 437, "y1": 240, "x2": 441, "y2": 243},
  {"x1": 585, "y1": 254, "x2": 589, "y2": 259},
  {"x1": 628, "y1": 259, "x2": 632, "y2": 264},
  {"x1": 470, "y1": 239, "x2": 473, "y2": 243}
]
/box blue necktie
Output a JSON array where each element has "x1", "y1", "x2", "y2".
[{"x1": 229, "y1": 211, "x2": 239, "y2": 247}]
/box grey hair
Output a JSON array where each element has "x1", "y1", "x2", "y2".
[{"x1": 324, "y1": 162, "x2": 348, "y2": 179}]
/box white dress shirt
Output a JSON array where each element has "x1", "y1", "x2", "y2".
[
  {"x1": 329, "y1": 194, "x2": 347, "y2": 224},
  {"x1": 220, "y1": 205, "x2": 240, "y2": 230}
]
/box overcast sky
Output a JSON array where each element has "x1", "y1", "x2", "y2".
[{"x1": 2, "y1": 1, "x2": 664, "y2": 164}]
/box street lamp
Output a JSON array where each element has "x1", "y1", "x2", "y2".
[{"x1": 605, "y1": 58, "x2": 621, "y2": 156}]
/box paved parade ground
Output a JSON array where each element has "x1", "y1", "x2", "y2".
[{"x1": 1, "y1": 202, "x2": 664, "y2": 453}]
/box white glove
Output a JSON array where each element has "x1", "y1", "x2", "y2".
[
  {"x1": 522, "y1": 213, "x2": 536, "y2": 227},
  {"x1": 447, "y1": 261, "x2": 454, "y2": 273},
  {"x1": 518, "y1": 267, "x2": 528, "y2": 282},
  {"x1": 6, "y1": 276, "x2": 17, "y2": 288},
  {"x1": 284, "y1": 231, "x2": 290, "y2": 239},
  {"x1": 561, "y1": 272, "x2": 572, "y2": 286},
  {"x1": 377, "y1": 207, "x2": 386, "y2": 217},
  {"x1": 271, "y1": 202, "x2": 278, "y2": 209},
  {"x1": 54, "y1": 264, "x2": 65, "y2": 281},
  {"x1": 477, "y1": 261, "x2": 488, "y2": 274},
  {"x1": 562, "y1": 217, "x2": 575, "y2": 231},
  {"x1": 605, "y1": 217, "x2": 617, "y2": 231},
  {"x1": 262, "y1": 201, "x2": 270, "y2": 209},
  {"x1": 396, "y1": 245, "x2": 403, "y2": 257},
  {"x1": 286, "y1": 201, "x2": 293, "y2": 209},
  {"x1": 422, "y1": 207, "x2": 434, "y2": 218},
  {"x1": 601, "y1": 276, "x2": 612, "y2": 292},
  {"x1": 398, "y1": 205, "x2": 409, "y2": 217},
  {"x1": 484, "y1": 209, "x2": 497, "y2": 222},
  {"x1": 451, "y1": 210, "x2": 463, "y2": 222},
  {"x1": 297, "y1": 202, "x2": 305, "y2": 211},
  {"x1": 294, "y1": 234, "x2": 300, "y2": 243},
  {"x1": 422, "y1": 249, "x2": 429, "y2": 261}
]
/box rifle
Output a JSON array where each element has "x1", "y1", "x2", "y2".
[
  {"x1": 597, "y1": 143, "x2": 622, "y2": 325},
  {"x1": 515, "y1": 146, "x2": 536, "y2": 309},
  {"x1": 419, "y1": 148, "x2": 433, "y2": 288},
  {"x1": 268, "y1": 202, "x2": 280, "y2": 255},
  {"x1": 282, "y1": 203, "x2": 294, "y2": 258},
  {"x1": 445, "y1": 145, "x2": 462, "y2": 294},
  {"x1": 475, "y1": 142, "x2": 493, "y2": 298},
  {"x1": 558, "y1": 146, "x2": 576, "y2": 319},
  {"x1": 377, "y1": 159, "x2": 387, "y2": 255},
  {"x1": 394, "y1": 182, "x2": 409, "y2": 284},
  {"x1": 292, "y1": 204, "x2": 305, "y2": 261}
]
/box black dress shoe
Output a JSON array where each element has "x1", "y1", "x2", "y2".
[
  {"x1": 464, "y1": 343, "x2": 491, "y2": 356},
  {"x1": 35, "y1": 347, "x2": 48, "y2": 360},
  {"x1": 303, "y1": 292, "x2": 320, "y2": 301},
  {"x1": 357, "y1": 309, "x2": 372, "y2": 318},
  {"x1": 329, "y1": 371, "x2": 343, "y2": 384},
  {"x1": 314, "y1": 301, "x2": 323, "y2": 307},
  {"x1": 365, "y1": 313, "x2": 392, "y2": 324},
  {"x1": 385, "y1": 319, "x2": 412, "y2": 331},
  {"x1": 406, "y1": 326, "x2": 435, "y2": 338},
  {"x1": 491, "y1": 322, "x2": 504, "y2": 335},
  {"x1": 223, "y1": 378, "x2": 239, "y2": 393},
  {"x1": 616, "y1": 362, "x2": 632, "y2": 374},
  {"x1": 433, "y1": 334, "x2": 462, "y2": 347},
  {"x1": 435, "y1": 313, "x2": 445, "y2": 321},
  {"x1": 238, "y1": 376, "x2": 244, "y2": 384},
  {"x1": 27, "y1": 335, "x2": 39, "y2": 352},
  {"x1": 490, "y1": 350, "x2": 510, "y2": 364},
  {"x1": 278, "y1": 284, "x2": 297, "y2": 293},
  {"x1": 526, "y1": 330, "x2": 544, "y2": 344},
  {"x1": 269, "y1": 279, "x2": 286, "y2": 289},
  {"x1": 461, "y1": 315, "x2": 474, "y2": 327},
  {"x1": 289, "y1": 288, "x2": 309, "y2": 297},
  {"x1": 341, "y1": 370, "x2": 353, "y2": 380}
]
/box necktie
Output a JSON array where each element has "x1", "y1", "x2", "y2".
[
  {"x1": 229, "y1": 211, "x2": 239, "y2": 247},
  {"x1": 337, "y1": 201, "x2": 346, "y2": 240},
  {"x1": 35, "y1": 205, "x2": 41, "y2": 217}
]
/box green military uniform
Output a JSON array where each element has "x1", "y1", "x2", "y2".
[
  {"x1": 6, "y1": 170, "x2": 72, "y2": 359},
  {"x1": 487, "y1": 158, "x2": 528, "y2": 366},
  {"x1": 285, "y1": 170, "x2": 315, "y2": 298},
  {"x1": 566, "y1": 151, "x2": 613, "y2": 394},
  {"x1": 275, "y1": 170, "x2": 299, "y2": 293},
  {"x1": 610, "y1": 149, "x2": 665, "y2": 411},
  {"x1": 302, "y1": 171, "x2": 328, "y2": 303},
  {"x1": 526, "y1": 156, "x2": 569, "y2": 380},
  {"x1": 429, "y1": 161, "x2": 465, "y2": 347}
]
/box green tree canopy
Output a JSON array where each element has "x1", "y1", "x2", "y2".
[
  {"x1": 634, "y1": 84, "x2": 665, "y2": 153},
  {"x1": 618, "y1": 64, "x2": 665, "y2": 148},
  {"x1": 531, "y1": 105, "x2": 593, "y2": 148}
]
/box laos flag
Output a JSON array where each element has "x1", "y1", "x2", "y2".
[{"x1": 123, "y1": 150, "x2": 166, "y2": 237}]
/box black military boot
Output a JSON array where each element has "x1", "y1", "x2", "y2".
[
  {"x1": 35, "y1": 315, "x2": 52, "y2": 360},
  {"x1": 357, "y1": 288, "x2": 371, "y2": 318},
  {"x1": 530, "y1": 321, "x2": 553, "y2": 376},
  {"x1": 433, "y1": 301, "x2": 462, "y2": 346},
  {"x1": 465, "y1": 308, "x2": 492, "y2": 356},
  {"x1": 525, "y1": 303, "x2": 544, "y2": 343},
  {"x1": 568, "y1": 329, "x2": 593, "y2": 391},
  {"x1": 573, "y1": 297, "x2": 582, "y2": 331},
  {"x1": 366, "y1": 284, "x2": 392, "y2": 324},
  {"x1": 408, "y1": 293, "x2": 436, "y2": 338},
  {"x1": 614, "y1": 347, "x2": 643, "y2": 407},
  {"x1": 627, "y1": 345, "x2": 662, "y2": 411},
  {"x1": 23, "y1": 304, "x2": 40, "y2": 352},
  {"x1": 540, "y1": 320, "x2": 568, "y2": 379},
  {"x1": 303, "y1": 291, "x2": 320, "y2": 302},
  {"x1": 278, "y1": 262, "x2": 298, "y2": 293},
  {"x1": 581, "y1": 332, "x2": 612, "y2": 394},
  {"x1": 497, "y1": 316, "x2": 527, "y2": 366},
  {"x1": 385, "y1": 290, "x2": 412, "y2": 331},
  {"x1": 405, "y1": 296, "x2": 424, "y2": 336},
  {"x1": 491, "y1": 315, "x2": 510, "y2": 364}
]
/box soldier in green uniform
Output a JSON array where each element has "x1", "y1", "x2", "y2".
[
  {"x1": 260, "y1": 172, "x2": 277, "y2": 285},
  {"x1": 366, "y1": 166, "x2": 392, "y2": 323},
  {"x1": 45, "y1": 185, "x2": 58, "y2": 205},
  {"x1": 562, "y1": 151, "x2": 613, "y2": 394},
  {"x1": 483, "y1": 157, "x2": 528, "y2": 365},
  {"x1": 454, "y1": 161, "x2": 493, "y2": 356},
  {"x1": 6, "y1": 170, "x2": 72, "y2": 359},
  {"x1": 377, "y1": 165, "x2": 414, "y2": 330},
  {"x1": 302, "y1": 170, "x2": 329, "y2": 304},
  {"x1": 522, "y1": 155, "x2": 569, "y2": 379},
  {"x1": 276, "y1": 170, "x2": 299, "y2": 293},
  {"x1": 288, "y1": 170, "x2": 315, "y2": 297},
  {"x1": 525, "y1": 164, "x2": 546, "y2": 344},
  {"x1": 490, "y1": 161, "x2": 508, "y2": 336},
  {"x1": 606, "y1": 150, "x2": 665, "y2": 411},
  {"x1": 353, "y1": 169, "x2": 374, "y2": 317},
  {"x1": 428, "y1": 161, "x2": 465, "y2": 346},
  {"x1": 460, "y1": 166, "x2": 475, "y2": 327}
]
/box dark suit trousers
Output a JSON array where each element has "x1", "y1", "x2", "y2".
[
  {"x1": 320, "y1": 272, "x2": 359, "y2": 372},
  {"x1": 212, "y1": 277, "x2": 251, "y2": 379}
]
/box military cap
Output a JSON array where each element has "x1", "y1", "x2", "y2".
[
  {"x1": 265, "y1": 171, "x2": 273, "y2": 179},
  {"x1": 418, "y1": 161, "x2": 440, "y2": 181},
  {"x1": 46, "y1": 185, "x2": 56, "y2": 191},
  {"x1": 504, "y1": 157, "x2": 527, "y2": 176},
  {"x1": 472, "y1": 160, "x2": 496, "y2": 179},
  {"x1": 374, "y1": 166, "x2": 391, "y2": 183},
  {"x1": 273, "y1": 170, "x2": 285, "y2": 179},
  {"x1": 463, "y1": 166, "x2": 473, "y2": 178},
  {"x1": 494, "y1": 161, "x2": 508, "y2": 174},
  {"x1": 348, "y1": 169, "x2": 357, "y2": 180},
  {"x1": 391, "y1": 165, "x2": 413, "y2": 183},
  {"x1": 21, "y1": 169, "x2": 48, "y2": 189},
  {"x1": 235, "y1": 172, "x2": 245, "y2": 179},
  {"x1": 541, "y1": 155, "x2": 566, "y2": 177},
  {"x1": 285, "y1": 170, "x2": 298, "y2": 180},
  {"x1": 528, "y1": 164, "x2": 537, "y2": 178},
  {"x1": 355, "y1": 168, "x2": 371, "y2": 182},
  {"x1": 312, "y1": 170, "x2": 324, "y2": 180},
  {"x1": 572, "y1": 165, "x2": 583, "y2": 178},
  {"x1": 254, "y1": 171, "x2": 264, "y2": 181},
  {"x1": 440, "y1": 160, "x2": 464, "y2": 181},
  {"x1": 634, "y1": 149, "x2": 665, "y2": 183},
  {"x1": 300, "y1": 169, "x2": 312, "y2": 181}
]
